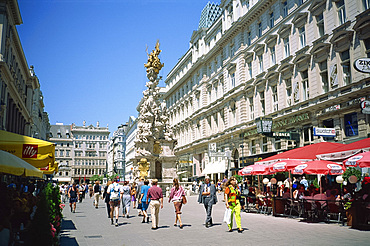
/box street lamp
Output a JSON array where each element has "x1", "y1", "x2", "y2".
[
  {"x1": 255, "y1": 117, "x2": 273, "y2": 134},
  {"x1": 240, "y1": 144, "x2": 244, "y2": 167}
]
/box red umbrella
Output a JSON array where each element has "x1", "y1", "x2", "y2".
[
  {"x1": 292, "y1": 160, "x2": 345, "y2": 175},
  {"x1": 238, "y1": 164, "x2": 270, "y2": 176},
  {"x1": 256, "y1": 142, "x2": 344, "y2": 165},
  {"x1": 268, "y1": 159, "x2": 306, "y2": 173},
  {"x1": 343, "y1": 151, "x2": 370, "y2": 168}
]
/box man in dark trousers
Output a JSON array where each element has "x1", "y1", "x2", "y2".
[{"x1": 198, "y1": 176, "x2": 217, "y2": 228}]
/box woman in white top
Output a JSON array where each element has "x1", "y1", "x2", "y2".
[{"x1": 168, "y1": 178, "x2": 186, "y2": 229}]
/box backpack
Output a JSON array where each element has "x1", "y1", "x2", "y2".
[
  {"x1": 110, "y1": 184, "x2": 120, "y2": 201},
  {"x1": 94, "y1": 184, "x2": 100, "y2": 194}
]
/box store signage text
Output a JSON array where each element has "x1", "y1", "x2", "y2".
[
  {"x1": 272, "y1": 113, "x2": 310, "y2": 130},
  {"x1": 244, "y1": 113, "x2": 309, "y2": 137},
  {"x1": 313, "y1": 127, "x2": 336, "y2": 137},
  {"x1": 354, "y1": 58, "x2": 370, "y2": 73},
  {"x1": 361, "y1": 100, "x2": 370, "y2": 114}
]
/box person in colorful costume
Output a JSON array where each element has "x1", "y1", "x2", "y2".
[{"x1": 224, "y1": 177, "x2": 243, "y2": 233}]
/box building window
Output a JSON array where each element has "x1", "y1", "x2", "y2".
[
  {"x1": 286, "y1": 78, "x2": 292, "y2": 106},
  {"x1": 316, "y1": 13, "x2": 325, "y2": 37},
  {"x1": 271, "y1": 46, "x2": 276, "y2": 65},
  {"x1": 66, "y1": 150, "x2": 70, "y2": 157},
  {"x1": 258, "y1": 22, "x2": 262, "y2": 38},
  {"x1": 250, "y1": 139, "x2": 257, "y2": 155},
  {"x1": 262, "y1": 137, "x2": 268, "y2": 153},
  {"x1": 60, "y1": 150, "x2": 64, "y2": 157},
  {"x1": 303, "y1": 126, "x2": 313, "y2": 144},
  {"x1": 272, "y1": 85, "x2": 278, "y2": 112},
  {"x1": 230, "y1": 44, "x2": 235, "y2": 57},
  {"x1": 208, "y1": 88, "x2": 211, "y2": 103},
  {"x1": 282, "y1": 1, "x2": 288, "y2": 18},
  {"x1": 247, "y1": 31, "x2": 251, "y2": 46},
  {"x1": 341, "y1": 50, "x2": 351, "y2": 85},
  {"x1": 284, "y1": 37, "x2": 290, "y2": 58},
  {"x1": 365, "y1": 38, "x2": 370, "y2": 58},
  {"x1": 299, "y1": 26, "x2": 306, "y2": 48},
  {"x1": 302, "y1": 70, "x2": 309, "y2": 100},
  {"x1": 323, "y1": 118, "x2": 335, "y2": 140},
  {"x1": 364, "y1": 0, "x2": 370, "y2": 10},
  {"x1": 344, "y1": 113, "x2": 358, "y2": 137},
  {"x1": 297, "y1": 0, "x2": 304, "y2": 5},
  {"x1": 258, "y1": 55, "x2": 264, "y2": 73},
  {"x1": 337, "y1": 0, "x2": 346, "y2": 25},
  {"x1": 269, "y1": 12, "x2": 274, "y2": 28},
  {"x1": 319, "y1": 61, "x2": 329, "y2": 93},
  {"x1": 274, "y1": 139, "x2": 282, "y2": 151},
  {"x1": 248, "y1": 62, "x2": 253, "y2": 78},
  {"x1": 230, "y1": 102, "x2": 237, "y2": 126},
  {"x1": 260, "y1": 91, "x2": 265, "y2": 115},
  {"x1": 249, "y1": 97, "x2": 254, "y2": 120},
  {"x1": 230, "y1": 72, "x2": 236, "y2": 88}
]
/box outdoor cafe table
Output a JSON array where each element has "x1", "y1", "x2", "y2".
[{"x1": 270, "y1": 197, "x2": 345, "y2": 224}]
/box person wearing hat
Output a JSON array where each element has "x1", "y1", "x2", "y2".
[{"x1": 198, "y1": 176, "x2": 218, "y2": 228}]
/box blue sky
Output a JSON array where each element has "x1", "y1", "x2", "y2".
[{"x1": 18, "y1": 0, "x2": 219, "y2": 132}]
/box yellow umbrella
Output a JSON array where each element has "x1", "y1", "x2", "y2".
[
  {"x1": 0, "y1": 150, "x2": 43, "y2": 178},
  {"x1": 0, "y1": 130, "x2": 55, "y2": 168},
  {"x1": 40, "y1": 161, "x2": 59, "y2": 175}
]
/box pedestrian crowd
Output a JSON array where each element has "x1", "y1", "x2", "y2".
[{"x1": 60, "y1": 176, "x2": 247, "y2": 233}]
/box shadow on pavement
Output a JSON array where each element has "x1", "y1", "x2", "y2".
[
  {"x1": 157, "y1": 225, "x2": 170, "y2": 229},
  {"x1": 117, "y1": 222, "x2": 130, "y2": 226},
  {"x1": 60, "y1": 236, "x2": 79, "y2": 246},
  {"x1": 61, "y1": 219, "x2": 77, "y2": 230}
]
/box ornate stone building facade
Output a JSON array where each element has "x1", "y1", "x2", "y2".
[
  {"x1": 107, "y1": 124, "x2": 127, "y2": 177},
  {"x1": 124, "y1": 116, "x2": 137, "y2": 181},
  {"x1": 71, "y1": 122, "x2": 109, "y2": 183},
  {"x1": 51, "y1": 121, "x2": 110, "y2": 183},
  {"x1": 164, "y1": 0, "x2": 370, "y2": 181},
  {"x1": 50, "y1": 123, "x2": 73, "y2": 183},
  {"x1": 0, "y1": 0, "x2": 50, "y2": 137}
]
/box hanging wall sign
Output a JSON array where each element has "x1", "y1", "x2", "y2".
[
  {"x1": 354, "y1": 58, "x2": 370, "y2": 73},
  {"x1": 361, "y1": 100, "x2": 370, "y2": 114}
]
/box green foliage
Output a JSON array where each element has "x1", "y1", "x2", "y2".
[
  {"x1": 28, "y1": 183, "x2": 64, "y2": 245},
  {"x1": 27, "y1": 192, "x2": 53, "y2": 246},
  {"x1": 90, "y1": 174, "x2": 103, "y2": 182},
  {"x1": 342, "y1": 167, "x2": 362, "y2": 182},
  {"x1": 313, "y1": 177, "x2": 320, "y2": 189},
  {"x1": 108, "y1": 173, "x2": 118, "y2": 181},
  {"x1": 234, "y1": 174, "x2": 243, "y2": 183}
]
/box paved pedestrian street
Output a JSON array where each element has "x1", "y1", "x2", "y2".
[{"x1": 60, "y1": 194, "x2": 369, "y2": 246}]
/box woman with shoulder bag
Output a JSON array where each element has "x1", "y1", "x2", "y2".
[
  {"x1": 224, "y1": 177, "x2": 243, "y2": 233},
  {"x1": 168, "y1": 178, "x2": 186, "y2": 229}
]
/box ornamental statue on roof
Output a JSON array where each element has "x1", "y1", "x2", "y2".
[{"x1": 134, "y1": 41, "x2": 177, "y2": 182}]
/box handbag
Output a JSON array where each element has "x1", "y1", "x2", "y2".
[
  {"x1": 223, "y1": 208, "x2": 232, "y2": 224},
  {"x1": 182, "y1": 195, "x2": 187, "y2": 205}
]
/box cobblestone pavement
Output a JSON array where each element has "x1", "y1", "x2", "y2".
[{"x1": 60, "y1": 193, "x2": 369, "y2": 246}]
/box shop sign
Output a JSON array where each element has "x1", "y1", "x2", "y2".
[
  {"x1": 209, "y1": 143, "x2": 226, "y2": 157},
  {"x1": 354, "y1": 58, "x2": 370, "y2": 73},
  {"x1": 361, "y1": 100, "x2": 370, "y2": 114},
  {"x1": 324, "y1": 104, "x2": 340, "y2": 113},
  {"x1": 272, "y1": 113, "x2": 310, "y2": 130},
  {"x1": 272, "y1": 132, "x2": 291, "y2": 139},
  {"x1": 313, "y1": 127, "x2": 336, "y2": 137},
  {"x1": 22, "y1": 144, "x2": 38, "y2": 158}
]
